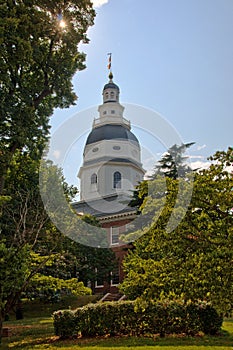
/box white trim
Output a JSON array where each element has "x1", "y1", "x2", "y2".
[
  {"x1": 110, "y1": 226, "x2": 120, "y2": 246},
  {"x1": 110, "y1": 269, "x2": 120, "y2": 286},
  {"x1": 99, "y1": 211, "x2": 136, "y2": 223},
  {"x1": 100, "y1": 293, "x2": 111, "y2": 301}
]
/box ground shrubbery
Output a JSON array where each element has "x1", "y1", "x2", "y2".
[{"x1": 53, "y1": 299, "x2": 223, "y2": 339}]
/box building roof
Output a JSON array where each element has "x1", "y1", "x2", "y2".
[
  {"x1": 82, "y1": 156, "x2": 144, "y2": 172},
  {"x1": 103, "y1": 72, "x2": 120, "y2": 92},
  {"x1": 85, "y1": 124, "x2": 139, "y2": 146},
  {"x1": 103, "y1": 81, "x2": 120, "y2": 91},
  {"x1": 72, "y1": 193, "x2": 136, "y2": 219}
]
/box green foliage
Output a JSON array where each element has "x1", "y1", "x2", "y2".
[
  {"x1": 152, "y1": 142, "x2": 195, "y2": 180},
  {"x1": 0, "y1": 154, "x2": 107, "y2": 329},
  {"x1": 129, "y1": 180, "x2": 149, "y2": 212},
  {"x1": 54, "y1": 309, "x2": 77, "y2": 338},
  {"x1": 0, "y1": 0, "x2": 95, "y2": 341},
  {"x1": 121, "y1": 148, "x2": 233, "y2": 315},
  {"x1": 0, "y1": 243, "x2": 30, "y2": 311},
  {"x1": 129, "y1": 143, "x2": 194, "y2": 212},
  {"x1": 0, "y1": 0, "x2": 95, "y2": 194},
  {"x1": 53, "y1": 299, "x2": 222, "y2": 339},
  {"x1": 198, "y1": 304, "x2": 224, "y2": 335},
  {"x1": 0, "y1": 155, "x2": 113, "y2": 320},
  {"x1": 25, "y1": 274, "x2": 91, "y2": 302}
]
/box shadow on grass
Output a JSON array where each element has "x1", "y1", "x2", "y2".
[
  {"x1": 3, "y1": 331, "x2": 233, "y2": 349},
  {"x1": 3, "y1": 319, "x2": 233, "y2": 349}
]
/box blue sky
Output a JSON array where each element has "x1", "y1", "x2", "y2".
[{"x1": 50, "y1": 0, "x2": 233, "y2": 189}]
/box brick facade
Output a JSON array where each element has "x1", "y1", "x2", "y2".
[{"x1": 93, "y1": 216, "x2": 134, "y2": 294}]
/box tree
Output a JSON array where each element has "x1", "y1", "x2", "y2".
[
  {"x1": 0, "y1": 0, "x2": 95, "y2": 194},
  {"x1": 39, "y1": 213, "x2": 116, "y2": 291},
  {"x1": 25, "y1": 273, "x2": 91, "y2": 303},
  {"x1": 0, "y1": 155, "x2": 77, "y2": 339},
  {"x1": 0, "y1": 153, "x2": 114, "y2": 341},
  {"x1": 129, "y1": 180, "x2": 149, "y2": 213},
  {"x1": 79, "y1": 214, "x2": 116, "y2": 289},
  {"x1": 152, "y1": 142, "x2": 195, "y2": 180},
  {"x1": 0, "y1": 242, "x2": 30, "y2": 330},
  {"x1": 129, "y1": 143, "x2": 195, "y2": 211},
  {"x1": 0, "y1": 2, "x2": 95, "y2": 341},
  {"x1": 121, "y1": 148, "x2": 233, "y2": 315}
]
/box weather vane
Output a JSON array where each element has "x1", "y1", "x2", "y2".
[{"x1": 107, "y1": 53, "x2": 112, "y2": 71}]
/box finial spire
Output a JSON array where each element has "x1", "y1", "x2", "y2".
[{"x1": 109, "y1": 71, "x2": 113, "y2": 80}]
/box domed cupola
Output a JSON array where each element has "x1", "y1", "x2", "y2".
[
  {"x1": 78, "y1": 70, "x2": 145, "y2": 201},
  {"x1": 103, "y1": 72, "x2": 120, "y2": 103}
]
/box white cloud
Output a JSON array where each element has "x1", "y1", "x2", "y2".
[
  {"x1": 190, "y1": 160, "x2": 233, "y2": 173},
  {"x1": 53, "y1": 150, "x2": 61, "y2": 160},
  {"x1": 143, "y1": 156, "x2": 156, "y2": 167},
  {"x1": 188, "y1": 155, "x2": 205, "y2": 160},
  {"x1": 91, "y1": 0, "x2": 109, "y2": 8},
  {"x1": 226, "y1": 164, "x2": 233, "y2": 173},
  {"x1": 197, "y1": 144, "x2": 207, "y2": 151},
  {"x1": 142, "y1": 157, "x2": 156, "y2": 179},
  {"x1": 190, "y1": 160, "x2": 211, "y2": 170}
]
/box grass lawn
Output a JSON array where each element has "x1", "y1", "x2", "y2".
[
  {"x1": 2, "y1": 299, "x2": 233, "y2": 350},
  {"x1": 2, "y1": 318, "x2": 233, "y2": 350}
]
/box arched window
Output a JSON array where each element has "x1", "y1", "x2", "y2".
[
  {"x1": 110, "y1": 91, "x2": 114, "y2": 99},
  {"x1": 91, "y1": 173, "x2": 97, "y2": 184},
  {"x1": 113, "y1": 171, "x2": 121, "y2": 189}
]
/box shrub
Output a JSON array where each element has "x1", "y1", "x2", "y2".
[
  {"x1": 53, "y1": 299, "x2": 222, "y2": 339},
  {"x1": 198, "y1": 303, "x2": 223, "y2": 335},
  {"x1": 53, "y1": 310, "x2": 76, "y2": 339}
]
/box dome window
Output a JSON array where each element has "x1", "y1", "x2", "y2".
[
  {"x1": 92, "y1": 147, "x2": 99, "y2": 152},
  {"x1": 91, "y1": 173, "x2": 97, "y2": 184},
  {"x1": 113, "y1": 145, "x2": 121, "y2": 150},
  {"x1": 111, "y1": 110, "x2": 115, "y2": 114},
  {"x1": 113, "y1": 171, "x2": 121, "y2": 189}
]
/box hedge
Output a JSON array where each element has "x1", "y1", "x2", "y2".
[{"x1": 53, "y1": 299, "x2": 222, "y2": 339}]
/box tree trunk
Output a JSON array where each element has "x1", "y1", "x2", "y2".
[{"x1": 0, "y1": 311, "x2": 4, "y2": 344}]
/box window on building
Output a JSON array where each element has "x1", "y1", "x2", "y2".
[
  {"x1": 111, "y1": 226, "x2": 119, "y2": 245},
  {"x1": 95, "y1": 268, "x2": 104, "y2": 287},
  {"x1": 110, "y1": 91, "x2": 114, "y2": 98},
  {"x1": 111, "y1": 266, "x2": 120, "y2": 286},
  {"x1": 91, "y1": 173, "x2": 97, "y2": 184},
  {"x1": 111, "y1": 110, "x2": 115, "y2": 114},
  {"x1": 113, "y1": 171, "x2": 121, "y2": 189},
  {"x1": 105, "y1": 92, "x2": 109, "y2": 99}
]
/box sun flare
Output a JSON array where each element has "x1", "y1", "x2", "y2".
[{"x1": 59, "y1": 19, "x2": 66, "y2": 28}]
